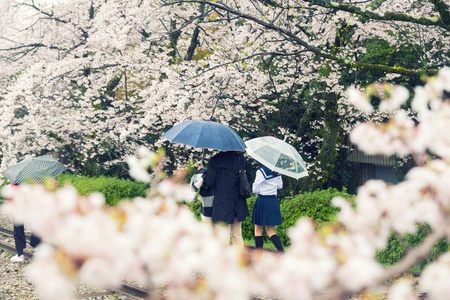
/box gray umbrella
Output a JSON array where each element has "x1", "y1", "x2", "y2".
[{"x1": 2, "y1": 155, "x2": 68, "y2": 184}]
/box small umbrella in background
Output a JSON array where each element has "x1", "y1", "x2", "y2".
[
  {"x1": 2, "y1": 155, "x2": 68, "y2": 184},
  {"x1": 245, "y1": 136, "x2": 308, "y2": 179},
  {"x1": 162, "y1": 120, "x2": 246, "y2": 152}
]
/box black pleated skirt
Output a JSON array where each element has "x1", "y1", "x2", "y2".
[{"x1": 251, "y1": 194, "x2": 282, "y2": 226}]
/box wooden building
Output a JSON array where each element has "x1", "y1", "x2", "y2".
[{"x1": 347, "y1": 145, "x2": 398, "y2": 187}]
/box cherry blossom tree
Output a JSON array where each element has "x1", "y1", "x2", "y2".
[
  {"x1": 2, "y1": 68, "x2": 450, "y2": 300},
  {"x1": 0, "y1": 0, "x2": 449, "y2": 189}
]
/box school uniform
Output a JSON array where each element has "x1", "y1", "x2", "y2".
[{"x1": 251, "y1": 166, "x2": 283, "y2": 226}]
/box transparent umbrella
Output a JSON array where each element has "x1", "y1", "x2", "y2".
[{"x1": 245, "y1": 136, "x2": 308, "y2": 179}]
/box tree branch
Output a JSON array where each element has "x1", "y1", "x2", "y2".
[
  {"x1": 164, "y1": 0, "x2": 441, "y2": 77},
  {"x1": 302, "y1": 0, "x2": 450, "y2": 31},
  {"x1": 429, "y1": 0, "x2": 450, "y2": 25},
  {"x1": 185, "y1": 3, "x2": 205, "y2": 61}
]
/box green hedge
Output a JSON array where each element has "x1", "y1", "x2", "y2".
[
  {"x1": 185, "y1": 188, "x2": 354, "y2": 246},
  {"x1": 376, "y1": 224, "x2": 449, "y2": 272},
  {"x1": 56, "y1": 174, "x2": 148, "y2": 206},
  {"x1": 242, "y1": 194, "x2": 258, "y2": 242},
  {"x1": 183, "y1": 199, "x2": 202, "y2": 221},
  {"x1": 6, "y1": 173, "x2": 447, "y2": 271},
  {"x1": 276, "y1": 188, "x2": 354, "y2": 246}
]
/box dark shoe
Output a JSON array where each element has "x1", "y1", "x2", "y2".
[
  {"x1": 30, "y1": 234, "x2": 41, "y2": 248},
  {"x1": 254, "y1": 236, "x2": 263, "y2": 248},
  {"x1": 270, "y1": 234, "x2": 284, "y2": 252}
]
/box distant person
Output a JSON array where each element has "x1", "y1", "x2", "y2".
[
  {"x1": 199, "y1": 151, "x2": 251, "y2": 249},
  {"x1": 8, "y1": 183, "x2": 41, "y2": 262},
  {"x1": 252, "y1": 164, "x2": 284, "y2": 252}
]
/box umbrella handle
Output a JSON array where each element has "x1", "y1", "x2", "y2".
[{"x1": 201, "y1": 149, "x2": 205, "y2": 164}]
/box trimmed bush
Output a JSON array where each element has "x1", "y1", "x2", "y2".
[
  {"x1": 277, "y1": 188, "x2": 354, "y2": 246},
  {"x1": 376, "y1": 224, "x2": 449, "y2": 271},
  {"x1": 184, "y1": 187, "x2": 447, "y2": 271},
  {"x1": 56, "y1": 174, "x2": 148, "y2": 206},
  {"x1": 182, "y1": 199, "x2": 202, "y2": 221},
  {"x1": 242, "y1": 194, "x2": 258, "y2": 241},
  {"x1": 184, "y1": 188, "x2": 354, "y2": 246}
]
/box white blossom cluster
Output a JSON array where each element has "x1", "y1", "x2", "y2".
[
  {"x1": 2, "y1": 0, "x2": 447, "y2": 178},
  {"x1": 2, "y1": 68, "x2": 450, "y2": 300}
]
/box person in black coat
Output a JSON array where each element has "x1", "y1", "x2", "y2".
[
  {"x1": 199, "y1": 151, "x2": 251, "y2": 249},
  {"x1": 8, "y1": 183, "x2": 41, "y2": 262}
]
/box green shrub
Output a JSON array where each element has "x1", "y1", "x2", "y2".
[
  {"x1": 183, "y1": 188, "x2": 354, "y2": 246},
  {"x1": 56, "y1": 174, "x2": 148, "y2": 206},
  {"x1": 377, "y1": 224, "x2": 449, "y2": 271},
  {"x1": 183, "y1": 188, "x2": 353, "y2": 246},
  {"x1": 244, "y1": 188, "x2": 354, "y2": 245},
  {"x1": 376, "y1": 233, "x2": 406, "y2": 266},
  {"x1": 242, "y1": 195, "x2": 258, "y2": 241},
  {"x1": 277, "y1": 188, "x2": 354, "y2": 246},
  {"x1": 182, "y1": 200, "x2": 202, "y2": 221}
]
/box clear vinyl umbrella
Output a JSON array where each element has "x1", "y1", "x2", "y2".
[{"x1": 245, "y1": 136, "x2": 308, "y2": 179}]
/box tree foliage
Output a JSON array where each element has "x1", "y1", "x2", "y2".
[{"x1": 0, "y1": 0, "x2": 449, "y2": 190}]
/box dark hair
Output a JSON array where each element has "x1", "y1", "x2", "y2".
[{"x1": 258, "y1": 164, "x2": 279, "y2": 176}]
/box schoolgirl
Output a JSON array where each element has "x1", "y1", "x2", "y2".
[{"x1": 251, "y1": 165, "x2": 284, "y2": 251}]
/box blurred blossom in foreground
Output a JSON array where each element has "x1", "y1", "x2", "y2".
[
  {"x1": 347, "y1": 86, "x2": 373, "y2": 113},
  {"x1": 126, "y1": 146, "x2": 158, "y2": 183},
  {"x1": 420, "y1": 252, "x2": 450, "y2": 300},
  {"x1": 387, "y1": 279, "x2": 418, "y2": 300},
  {"x1": 2, "y1": 68, "x2": 450, "y2": 299}
]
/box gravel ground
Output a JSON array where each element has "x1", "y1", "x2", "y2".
[
  {"x1": 0, "y1": 212, "x2": 138, "y2": 299},
  {"x1": 0, "y1": 251, "x2": 37, "y2": 300}
]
